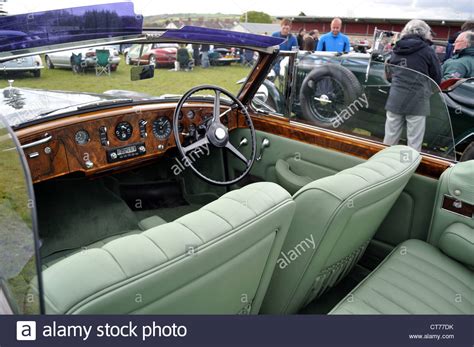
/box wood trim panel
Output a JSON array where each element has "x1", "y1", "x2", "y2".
[
  {"x1": 243, "y1": 114, "x2": 452, "y2": 179},
  {"x1": 16, "y1": 103, "x2": 237, "y2": 183}
]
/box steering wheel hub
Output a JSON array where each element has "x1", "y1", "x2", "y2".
[{"x1": 215, "y1": 127, "x2": 226, "y2": 140}]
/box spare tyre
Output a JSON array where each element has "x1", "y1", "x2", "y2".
[{"x1": 299, "y1": 64, "x2": 363, "y2": 127}]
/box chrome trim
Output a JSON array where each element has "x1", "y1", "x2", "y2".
[{"x1": 21, "y1": 134, "x2": 52, "y2": 149}]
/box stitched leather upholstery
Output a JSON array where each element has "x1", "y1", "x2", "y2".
[
  {"x1": 262, "y1": 146, "x2": 421, "y2": 314},
  {"x1": 330, "y1": 239, "x2": 473, "y2": 314},
  {"x1": 38, "y1": 182, "x2": 295, "y2": 314}
]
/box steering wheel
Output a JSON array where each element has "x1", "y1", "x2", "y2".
[{"x1": 173, "y1": 85, "x2": 257, "y2": 186}]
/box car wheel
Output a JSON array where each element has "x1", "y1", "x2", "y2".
[
  {"x1": 460, "y1": 141, "x2": 474, "y2": 161},
  {"x1": 299, "y1": 64, "x2": 363, "y2": 127},
  {"x1": 148, "y1": 55, "x2": 156, "y2": 66},
  {"x1": 32, "y1": 70, "x2": 41, "y2": 78},
  {"x1": 45, "y1": 56, "x2": 54, "y2": 69}
]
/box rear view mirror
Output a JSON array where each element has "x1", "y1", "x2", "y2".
[{"x1": 130, "y1": 65, "x2": 155, "y2": 81}]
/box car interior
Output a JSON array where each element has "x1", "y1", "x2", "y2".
[{"x1": 0, "y1": 15, "x2": 471, "y2": 316}]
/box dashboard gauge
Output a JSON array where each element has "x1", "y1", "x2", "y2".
[
  {"x1": 74, "y1": 129, "x2": 90, "y2": 145},
  {"x1": 153, "y1": 116, "x2": 172, "y2": 140},
  {"x1": 178, "y1": 111, "x2": 184, "y2": 120},
  {"x1": 115, "y1": 121, "x2": 133, "y2": 141},
  {"x1": 186, "y1": 110, "x2": 195, "y2": 119},
  {"x1": 178, "y1": 122, "x2": 184, "y2": 134}
]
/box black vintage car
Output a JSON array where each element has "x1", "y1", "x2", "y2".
[{"x1": 257, "y1": 50, "x2": 474, "y2": 161}]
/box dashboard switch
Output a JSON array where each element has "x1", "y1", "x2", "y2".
[
  {"x1": 99, "y1": 126, "x2": 109, "y2": 146},
  {"x1": 139, "y1": 119, "x2": 148, "y2": 138}
]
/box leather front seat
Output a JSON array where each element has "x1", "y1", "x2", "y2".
[
  {"x1": 261, "y1": 145, "x2": 421, "y2": 314},
  {"x1": 37, "y1": 182, "x2": 295, "y2": 314}
]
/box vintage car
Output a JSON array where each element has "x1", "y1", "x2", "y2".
[
  {"x1": 45, "y1": 46, "x2": 121, "y2": 71},
  {"x1": 0, "y1": 3, "x2": 472, "y2": 316},
  {"x1": 125, "y1": 43, "x2": 179, "y2": 67},
  {"x1": 0, "y1": 55, "x2": 43, "y2": 78},
  {"x1": 258, "y1": 49, "x2": 474, "y2": 161}
]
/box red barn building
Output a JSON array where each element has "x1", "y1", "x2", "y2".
[{"x1": 284, "y1": 16, "x2": 464, "y2": 41}]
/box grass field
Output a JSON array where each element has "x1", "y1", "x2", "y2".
[{"x1": 4, "y1": 58, "x2": 251, "y2": 96}]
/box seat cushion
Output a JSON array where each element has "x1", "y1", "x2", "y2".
[
  {"x1": 38, "y1": 182, "x2": 295, "y2": 314},
  {"x1": 330, "y1": 239, "x2": 474, "y2": 314}
]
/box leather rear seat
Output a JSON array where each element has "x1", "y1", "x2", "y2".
[
  {"x1": 329, "y1": 239, "x2": 473, "y2": 314},
  {"x1": 331, "y1": 160, "x2": 473, "y2": 314}
]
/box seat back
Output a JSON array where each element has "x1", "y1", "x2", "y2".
[
  {"x1": 261, "y1": 146, "x2": 421, "y2": 313},
  {"x1": 39, "y1": 182, "x2": 295, "y2": 314},
  {"x1": 428, "y1": 160, "x2": 474, "y2": 268}
]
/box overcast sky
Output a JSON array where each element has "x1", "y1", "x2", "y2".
[{"x1": 6, "y1": 0, "x2": 473, "y2": 20}]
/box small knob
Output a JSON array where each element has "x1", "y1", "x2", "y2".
[
  {"x1": 139, "y1": 146, "x2": 146, "y2": 153},
  {"x1": 85, "y1": 160, "x2": 94, "y2": 169},
  {"x1": 110, "y1": 152, "x2": 118, "y2": 160},
  {"x1": 157, "y1": 144, "x2": 164, "y2": 150}
]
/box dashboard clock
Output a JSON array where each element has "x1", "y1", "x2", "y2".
[
  {"x1": 74, "y1": 129, "x2": 90, "y2": 145},
  {"x1": 153, "y1": 116, "x2": 172, "y2": 140},
  {"x1": 115, "y1": 121, "x2": 133, "y2": 141}
]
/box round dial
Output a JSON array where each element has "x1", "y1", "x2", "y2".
[
  {"x1": 186, "y1": 110, "x2": 195, "y2": 119},
  {"x1": 115, "y1": 121, "x2": 133, "y2": 141},
  {"x1": 74, "y1": 129, "x2": 90, "y2": 145},
  {"x1": 153, "y1": 116, "x2": 172, "y2": 140}
]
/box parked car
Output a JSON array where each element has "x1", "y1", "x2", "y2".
[
  {"x1": 0, "y1": 55, "x2": 43, "y2": 78},
  {"x1": 45, "y1": 46, "x2": 121, "y2": 71},
  {"x1": 207, "y1": 47, "x2": 240, "y2": 66},
  {"x1": 125, "y1": 43, "x2": 179, "y2": 67},
  {"x1": 0, "y1": 3, "x2": 471, "y2": 319}
]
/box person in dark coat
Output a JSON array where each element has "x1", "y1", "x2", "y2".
[
  {"x1": 302, "y1": 30, "x2": 318, "y2": 51},
  {"x1": 383, "y1": 19, "x2": 442, "y2": 152},
  {"x1": 296, "y1": 28, "x2": 306, "y2": 49}
]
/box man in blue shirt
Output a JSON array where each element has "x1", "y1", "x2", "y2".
[
  {"x1": 316, "y1": 18, "x2": 351, "y2": 53},
  {"x1": 272, "y1": 18, "x2": 298, "y2": 51}
]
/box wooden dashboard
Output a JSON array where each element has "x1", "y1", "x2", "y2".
[{"x1": 16, "y1": 103, "x2": 237, "y2": 184}]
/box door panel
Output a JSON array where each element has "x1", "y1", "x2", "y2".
[{"x1": 229, "y1": 128, "x2": 440, "y2": 266}]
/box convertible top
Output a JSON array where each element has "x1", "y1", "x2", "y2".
[{"x1": 0, "y1": 2, "x2": 283, "y2": 62}]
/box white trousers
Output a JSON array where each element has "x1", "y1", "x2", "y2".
[{"x1": 383, "y1": 111, "x2": 426, "y2": 152}]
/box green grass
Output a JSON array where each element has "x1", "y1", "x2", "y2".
[{"x1": 4, "y1": 58, "x2": 251, "y2": 96}]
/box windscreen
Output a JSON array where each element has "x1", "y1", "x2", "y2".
[{"x1": 259, "y1": 52, "x2": 456, "y2": 160}]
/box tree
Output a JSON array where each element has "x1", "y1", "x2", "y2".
[
  {"x1": 240, "y1": 11, "x2": 272, "y2": 24},
  {"x1": 298, "y1": 11, "x2": 307, "y2": 16}
]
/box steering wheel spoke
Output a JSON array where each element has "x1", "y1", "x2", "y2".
[
  {"x1": 183, "y1": 137, "x2": 209, "y2": 154},
  {"x1": 226, "y1": 142, "x2": 248, "y2": 165},
  {"x1": 213, "y1": 90, "x2": 221, "y2": 123}
]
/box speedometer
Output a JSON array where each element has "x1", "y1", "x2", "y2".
[{"x1": 153, "y1": 116, "x2": 172, "y2": 140}]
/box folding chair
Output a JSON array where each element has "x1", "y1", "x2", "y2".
[
  {"x1": 70, "y1": 53, "x2": 86, "y2": 74},
  {"x1": 95, "y1": 49, "x2": 111, "y2": 76}
]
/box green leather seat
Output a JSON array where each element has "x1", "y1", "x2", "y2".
[
  {"x1": 329, "y1": 239, "x2": 473, "y2": 314},
  {"x1": 38, "y1": 182, "x2": 295, "y2": 314},
  {"x1": 261, "y1": 145, "x2": 421, "y2": 314}
]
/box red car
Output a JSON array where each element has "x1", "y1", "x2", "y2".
[{"x1": 124, "y1": 43, "x2": 179, "y2": 67}]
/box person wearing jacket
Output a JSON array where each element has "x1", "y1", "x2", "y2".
[
  {"x1": 442, "y1": 31, "x2": 474, "y2": 80},
  {"x1": 383, "y1": 19, "x2": 441, "y2": 152},
  {"x1": 316, "y1": 18, "x2": 350, "y2": 53}
]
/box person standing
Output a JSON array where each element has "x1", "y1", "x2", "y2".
[
  {"x1": 442, "y1": 31, "x2": 474, "y2": 80},
  {"x1": 192, "y1": 43, "x2": 200, "y2": 66},
  {"x1": 296, "y1": 28, "x2": 306, "y2": 49},
  {"x1": 201, "y1": 44, "x2": 210, "y2": 68},
  {"x1": 302, "y1": 30, "x2": 318, "y2": 51},
  {"x1": 316, "y1": 18, "x2": 350, "y2": 53},
  {"x1": 383, "y1": 19, "x2": 441, "y2": 152},
  {"x1": 272, "y1": 18, "x2": 298, "y2": 51}
]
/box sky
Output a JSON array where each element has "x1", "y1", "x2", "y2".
[{"x1": 5, "y1": 0, "x2": 473, "y2": 20}]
